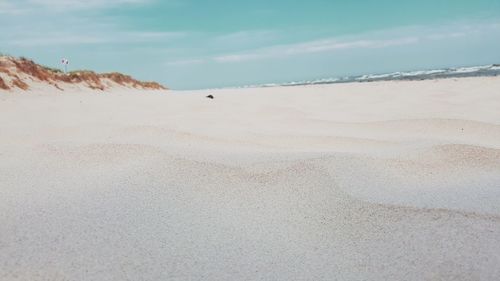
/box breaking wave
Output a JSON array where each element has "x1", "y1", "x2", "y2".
[{"x1": 244, "y1": 64, "x2": 500, "y2": 88}]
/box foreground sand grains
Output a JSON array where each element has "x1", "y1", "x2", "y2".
[{"x1": 1, "y1": 77, "x2": 500, "y2": 280}]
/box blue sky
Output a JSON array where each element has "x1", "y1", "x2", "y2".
[{"x1": 1, "y1": 0, "x2": 500, "y2": 89}]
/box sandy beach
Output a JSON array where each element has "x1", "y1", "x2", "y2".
[{"x1": 1, "y1": 77, "x2": 500, "y2": 280}]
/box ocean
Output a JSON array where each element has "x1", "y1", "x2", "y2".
[{"x1": 246, "y1": 64, "x2": 500, "y2": 88}]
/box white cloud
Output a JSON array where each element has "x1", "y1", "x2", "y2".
[
  {"x1": 211, "y1": 21, "x2": 500, "y2": 64},
  {"x1": 166, "y1": 58, "x2": 205, "y2": 66},
  {"x1": 163, "y1": 36, "x2": 421, "y2": 66},
  {"x1": 8, "y1": 35, "x2": 106, "y2": 46},
  {"x1": 0, "y1": 0, "x2": 25, "y2": 14},
  {"x1": 210, "y1": 30, "x2": 279, "y2": 49},
  {"x1": 5, "y1": 31, "x2": 186, "y2": 46},
  {"x1": 213, "y1": 37, "x2": 420, "y2": 63},
  {"x1": 30, "y1": 0, "x2": 150, "y2": 9},
  {"x1": 0, "y1": 0, "x2": 152, "y2": 13},
  {"x1": 1, "y1": 0, "x2": 184, "y2": 47}
]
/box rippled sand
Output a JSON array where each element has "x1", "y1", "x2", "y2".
[{"x1": 1, "y1": 77, "x2": 500, "y2": 280}]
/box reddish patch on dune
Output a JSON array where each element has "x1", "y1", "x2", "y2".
[
  {"x1": 101, "y1": 72, "x2": 165, "y2": 90},
  {"x1": 58, "y1": 71, "x2": 105, "y2": 90},
  {"x1": 0, "y1": 77, "x2": 9, "y2": 90},
  {"x1": 12, "y1": 78, "x2": 29, "y2": 90},
  {"x1": 12, "y1": 57, "x2": 56, "y2": 82}
]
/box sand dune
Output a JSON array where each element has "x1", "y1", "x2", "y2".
[
  {"x1": 0, "y1": 56, "x2": 166, "y2": 92},
  {"x1": 1, "y1": 77, "x2": 500, "y2": 280}
]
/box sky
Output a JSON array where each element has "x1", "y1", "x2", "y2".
[{"x1": 1, "y1": 0, "x2": 500, "y2": 90}]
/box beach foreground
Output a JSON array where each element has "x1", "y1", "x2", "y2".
[{"x1": 1, "y1": 77, "x2": 500, "y2": 280}]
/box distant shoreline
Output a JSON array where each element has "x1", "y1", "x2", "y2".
[{"x1": 230, "y1": 64, "x2": 500, "y2": 90}]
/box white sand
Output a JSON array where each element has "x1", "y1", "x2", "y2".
[{"x1": 1, "y1": 77, "x2": 500, "y2": 280}]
